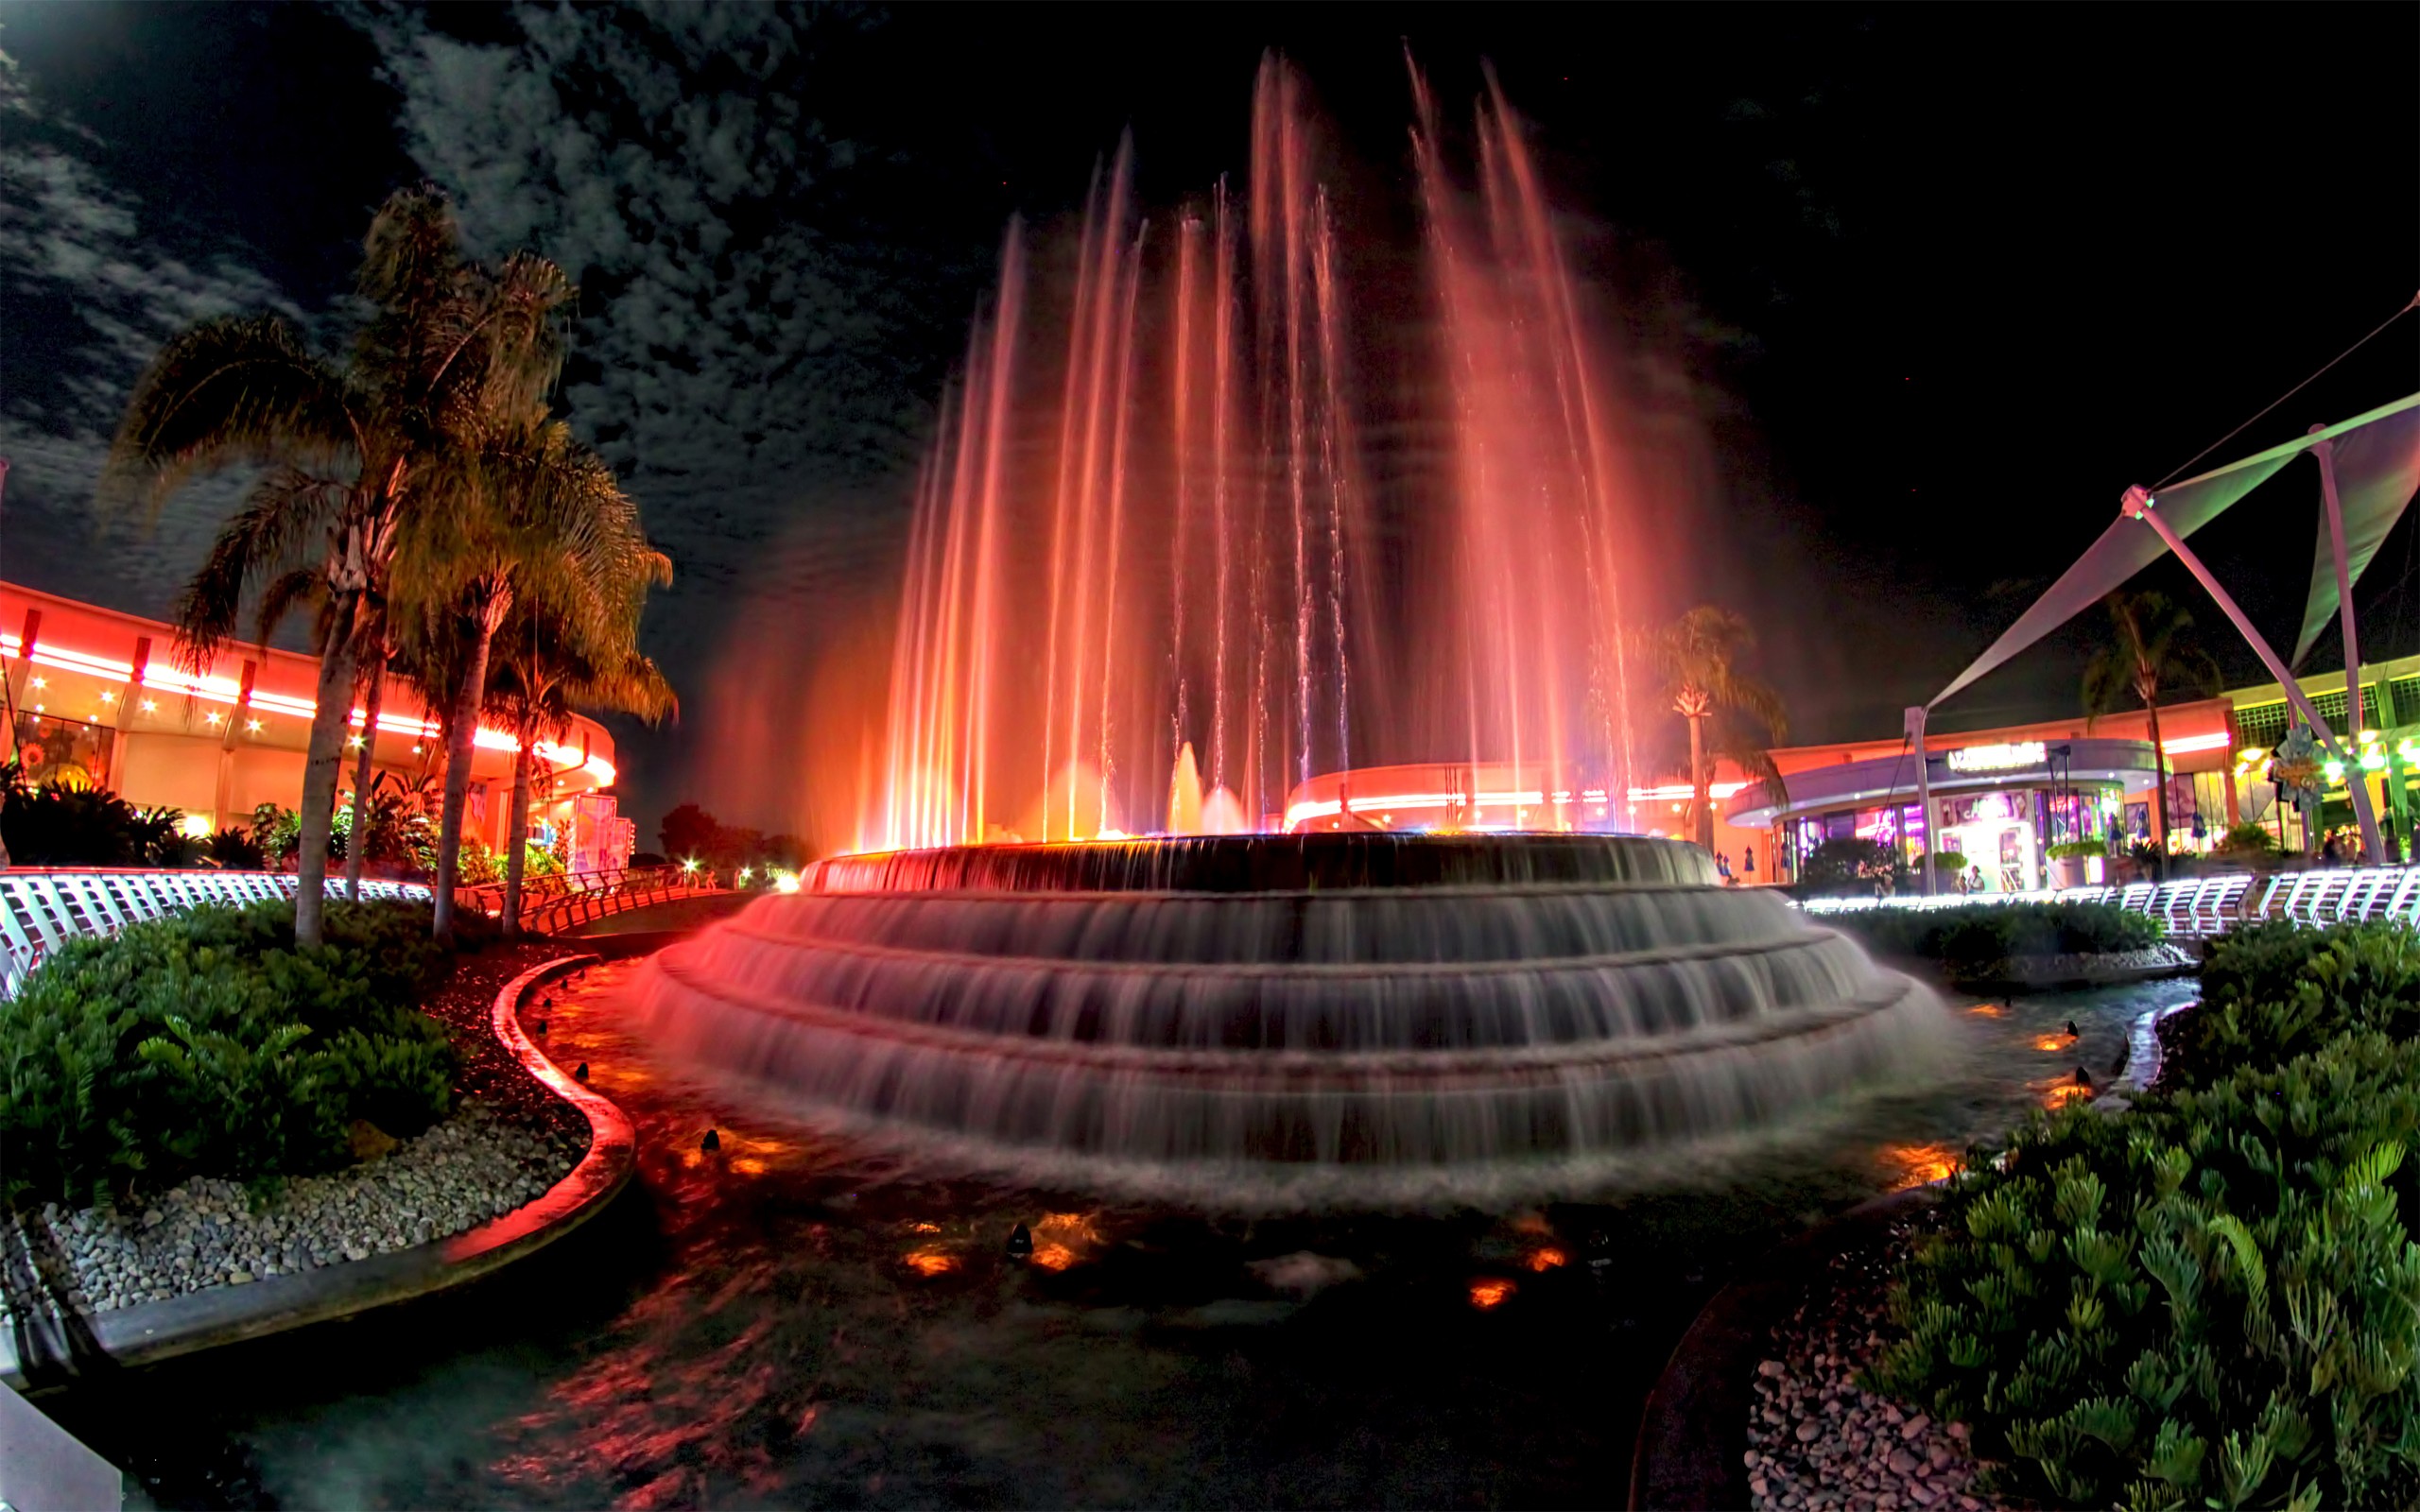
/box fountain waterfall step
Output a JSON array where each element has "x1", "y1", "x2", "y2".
[{"x1": 638, "y1": 835, "x2": 1953, "y2": 1208}]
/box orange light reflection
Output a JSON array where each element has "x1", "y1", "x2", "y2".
[
  {"x1": 1030, "y1": 1243, "x2": 1079, "y2": 1271},
  {"x1": 1881, "y1": 1143, "x2": 1959, "y2": 1189},
  {"x1": 1469, "y1": 1278, "x2": 1516, "y2": 1309},
  {"x1": 2031, "y1": 1033, "x2": 2076, "y2": 1053},
  {"x1": 1522, "y1": 1247, "x2": 1566, "y2": 1272},
  {"x1": 2038, "y1": 1081, "x2": 2093, "y2": 1108},
  {"x1": 1965, "y1": 1004, "x2": 2007, "y2": 1019},
  {"x1": 903, "y1": 1246, "x2": 959, "y2": 1278}
]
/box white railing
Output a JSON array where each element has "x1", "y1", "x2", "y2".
[
  {"x1": 0, "y1": 868, "x2": 431, "y2": 998},
  {"x1": 457, "y1": 864, "x2": 724, "y2": 936},
  {"x1": 1801, "y1": 865, "x2": 2420, "y2": 938}
]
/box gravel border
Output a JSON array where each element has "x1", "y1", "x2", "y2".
[{"x1": 1744, "y1": 1222, "x2": 1998, "y2": 1512}]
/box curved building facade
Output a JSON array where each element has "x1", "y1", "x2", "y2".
[{"x1": 1, "y1": 582, "x2": 631, "y2": 868}]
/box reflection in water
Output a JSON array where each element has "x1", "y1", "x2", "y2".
[
  {"x1": 2031, "y1": 1032, "x2": 2078, "y2": 1053},
  {"x1": 1879, "y1": 1143, "x2": 1960, "y2": 1189},
  {"x1": 43, "y1": 960, "x2": 2200, "y2": 1510}
]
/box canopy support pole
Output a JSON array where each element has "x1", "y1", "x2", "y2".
[
  {"x1": 2311, "y1": 427, "x2": 2385, "y2": 860},
  {"x1": 1905, "y1": 705, "x2": 1936, "y2": 896},
  {"x1": 2121, "y1": 485, "x2": 2383, "y2": 859}
]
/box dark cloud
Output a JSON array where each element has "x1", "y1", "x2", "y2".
[{"x1": 365, "y1": 4, "x2": 981, "y2": 833}]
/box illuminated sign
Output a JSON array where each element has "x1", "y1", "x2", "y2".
[{"x1": 1945, "y1": 741, "x2": 2046, "y2": 772}]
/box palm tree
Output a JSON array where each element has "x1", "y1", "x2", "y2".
[
  {"x1": 396, "y1": 417, "x2": 661, "y2": 941},
  {"x1": 1636, "y1": 606, "x2": 1789, "y2": 853},
  {"x1": 102, "y1": 187, "x2": 568, "y2": 945},
  {"x1": 2083, "y1": 590, "x2": 2219, "y2": 852},
  {"x1": 487, "y1": 591, "x2": 675, "y2": 934}
]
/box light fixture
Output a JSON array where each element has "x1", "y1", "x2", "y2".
[
  {"x1": 205, "y1": 711, "x2": 222, "y2": 725},
  {"x1": 245, "y1": 718, "x2": 264, "y2": 733},
  {"x1": 348, "y1": 734, "x2": 365, "y2": 748},
  {"x1": 2361, "y1": 751, "x2": 2387, "y2": 771},
  {"x1": 139, "y1": 698, "x2": 156, "y2": 713},
  {"x1": 27, "y1": 677, "x2": 43, "y2": 691},
  {"x1": 98, "y1": 690, "x2": 115, "y2": 705},
  {"x1": 2325, "y1": 760, "x2": 2346, "y2": 783}
]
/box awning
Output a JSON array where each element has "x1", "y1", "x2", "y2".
[
  {"x1": 2294, "y1": 401, "x2": 2420, "y2": 664},
  {"x1": 1930, "y1": 393, "x2": 2420, "y2": 710}
]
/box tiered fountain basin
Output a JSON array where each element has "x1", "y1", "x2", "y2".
[{"x1": 637, "y1": 834, "x2": 1949, "y2": 1207}]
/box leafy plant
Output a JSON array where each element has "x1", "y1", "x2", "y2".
[
  {"x1": 0, "y1": 766, "x2": 205, "y2": 868},
  {"x1": 2215, "y1": 822, "x2": 2280, "y2": 858},
  {"x1": 2163, "y1": 921, "x2": 2420, "y2": 1088},
  {"x1": 1827, "y1": 901, "x2": 2162, "y2": 967},
  {"x1": 1870, "y1": 1032, "x2": 2420, "y2": 1510},
  {"x1": 2047, "y1": 840, "x2": 2106, "y2": 862},
  {"x1": 0, "y1": 900, "x2": 462, "y2": 1210}
]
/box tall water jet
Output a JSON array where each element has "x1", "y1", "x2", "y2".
[
  {"x1": 639, "y1": 834, "x2": 1950, "y2": 1209},
  {"x1": 867, "y1": 55, "x2": 1674, "y2": 850}
]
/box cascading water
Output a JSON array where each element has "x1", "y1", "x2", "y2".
[
  {"x1": 638, "y1": 834, "x2": 1950, "y2": 1207},
  {"x1": 873, "y1": 56, "x2": 1685, "y2": 850}
]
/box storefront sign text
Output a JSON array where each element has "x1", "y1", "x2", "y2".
[{"x1": 1945, "y1": 740, "x2": 2047, "y2": 772}]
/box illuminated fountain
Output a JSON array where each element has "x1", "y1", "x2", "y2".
[
  {"x1": 643, "y1": 60, "x2": 1950, "y2": 1207},
  {"x1": 641, "y1": 833, "x2": 1948, "y2": 1207}
]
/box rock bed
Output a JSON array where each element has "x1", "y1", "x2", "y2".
[
  {"x1": 1, "y1": 942, "x2": 591, "y2": 1321},
  {"x1": 1745, "y1": 1223, "x2": 2000, "y2": 1512},
  {"x1": 5, "y1": 1109, "x2": 585, "y2": 1314}
]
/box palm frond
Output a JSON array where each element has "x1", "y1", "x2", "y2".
[
  {"x1": 101, "y1": 317, "x2": 356, "y2": 515},
  {"x1": 168, "y1": 466, "x2": 348, "y2": 672}
]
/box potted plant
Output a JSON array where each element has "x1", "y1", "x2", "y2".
[{"x1": 2046, "y1": 839, "x2": 2104, "y2": 889}]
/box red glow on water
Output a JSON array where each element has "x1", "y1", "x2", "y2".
[
  {"x1": 1522, "y1": 1247, "x2": 1566, "y2": 1272},
  {"x1": 1882, "y1": 1143, "x2": 1959, "y2": 1188},
  {"x1": 2031, "y1": 1032, "x2": 2075, "y2": 1053},
  {"x1": 903, "y1": 1246, "x2": 960, "y2": 1278},
  {"x1": 1469, "y1": 1278, "x2": 1516, "y2": 1309},
  {"x1": 1965, "y1": 1004, "x2": 2007, "y2": 1019}
]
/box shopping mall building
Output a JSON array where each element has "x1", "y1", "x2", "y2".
[
  {"x1": 1, "y1": 582, "x2": 635, "y2": 870},
  {"x1": 1280, "y1": 652, "x2": 2420, "y2": 892}
]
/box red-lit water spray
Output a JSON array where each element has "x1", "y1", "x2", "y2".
[{"x1": 873, "y1": 57, "x2": 1668, "y2": 850}]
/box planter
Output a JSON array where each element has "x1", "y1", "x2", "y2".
[{"x1": 2047, "y1": 855, "x2": 2095, "y2": 889}]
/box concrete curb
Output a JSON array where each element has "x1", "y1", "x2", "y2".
[
  {"x1": 1628, "y1": 1185, "x2": 1942, "y2": 1512},
  {"x1": 2, "y1": 954, "x2": 632, "y2": 1392}
]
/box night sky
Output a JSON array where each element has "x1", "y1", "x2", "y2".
[{"x1": 2, "y1": 3, "x2": 2413, "y2": 847}]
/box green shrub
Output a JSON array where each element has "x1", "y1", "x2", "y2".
[
  {"x1": 2047, "y1": 840, "x2": 2106, "y2": 862},
  {"x1": 2164, "y1": 921, "x2": 2420, "y2": 1089},
  {"x1": 0, "y1": 765, "x2": 207, "y2": 867},
  {"x1": 2216, "y1": 822, "x2": 2279, "y2": 857},
  {"x1": 1827, "y1": 901, "x2": 2162, "y2": 968},
  {"x1": 0, "y1": 900, "x2": 461, "y2": 1210},
  {"x1": 1870, "y1": 1032, "x2": 2420, "y2": 1509}
]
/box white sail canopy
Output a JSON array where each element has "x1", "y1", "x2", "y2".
[{"x1": 1929, "y1": 393, "x2": 2420, "y2": 711}]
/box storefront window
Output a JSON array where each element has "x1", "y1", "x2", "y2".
[{"x1": 9, "y1": 713, "x2": 112, "y2": 791}]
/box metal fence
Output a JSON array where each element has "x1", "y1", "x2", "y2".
[
  {"x1": 0, "y1": 868, "x2": 432, "y2": 998},
  {"x1": 458, "y1": 864, "x2": 725, "y2": 936},
  {"x1": 1800, "y1": 867, "x2": 2420, "y2": 939}
]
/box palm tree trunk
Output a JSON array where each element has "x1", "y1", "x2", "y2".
[
  {"x1": 295, "y1": 595, "x2": 360, "y2": 948},
  {"x1": 502, "y1": 738, "x2": 532, "y2": 936},
  {"x1": 343, "y1": 639, "x2": 386, "y2": 902},
  {"x1": 431, "y1": 605, "x2": 501, "y2": 945},
  {"x1": 1689, "y1": 713, "x2": 1713, "y2": 852}
]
